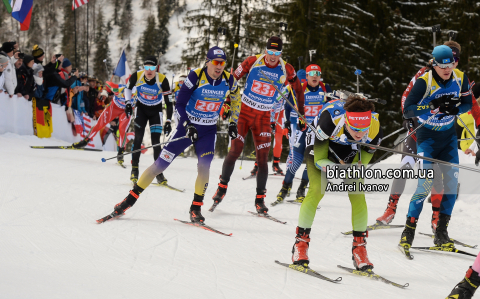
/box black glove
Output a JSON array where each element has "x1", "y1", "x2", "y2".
[
  {"x1": 228, "y1": 122, "x2": 238, "y2": 139},
  {"x1": 184, "y1": 122, "x2": 198, "y2": 143},
  {"x1": 476, "y1": 150, "x2": 480, "y2": 166},
  {"x1": 221, "y1": 102, "x2": 232, "y2": 120},
  {"x1": 164, "y1": 121, "x2": 172, "y2": 137},
  {"x1": 298, "y1": 118, "x2": 307, "y2": 131},
  {"x1": 284, "y1": 119, "x2": 291, "y2": 136},
  {"x1": 428, "y1": 94, "x2": 457, "y2": 110},
  {"x1": 125, "y1": 103, "x2": 133, "y2": 118},
  {"x1": 271, "y1": 122, "x2": 276, "y2": 135}
]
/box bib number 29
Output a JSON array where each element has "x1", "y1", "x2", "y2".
[
  {"x1": 251, "y1": 80, "x2": 275, "y2": 97},
  {"x1": 195, "y1": 100, "x2": 221, "y2": 112}
]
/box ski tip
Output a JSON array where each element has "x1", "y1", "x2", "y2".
[
  {"x1": 341, "y1": 231, "x2": 353, "y2": 235},
  {"x1": 101, "y1": 158, "x2": 106, "y2": 162}
]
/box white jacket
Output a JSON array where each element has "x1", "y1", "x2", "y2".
[
  {"x1": 0, "y1": 72, "x2": 5, "y2": 92},
  {"x1": 3, "y1": 55, "x2": 17, "y2": 95}
]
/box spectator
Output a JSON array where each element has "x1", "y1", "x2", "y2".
[
  {"x1": 0, "y1": 55, "x2": 9, "y2": 93},
  {"x1": 32, "y1": 45, "x2": 45, "y2": 65},
  {"x1": 70, "y1": 72, "x2": 89, "y2": 114},
  {"x1": 94, "y1": 89, "x2": 108, "y2": 119},
  {"x1": 44, "y1": 57, "x2": 77, "y2": 105},
  {"x1": 85, "y1": 76, "x2": 98, "y2": 118},
  {"x1": 44, "y1": 54, "x2": 63, "y2": 83},
  {"x1": 32, "y1": 64, "x2": 44, "y2": 99},
  {"x1": 0, "y1": 42, "x2": 17, "y2": 96},
  {"x1": 15, "y1": 55, "x2": 35, "y2": 100}
]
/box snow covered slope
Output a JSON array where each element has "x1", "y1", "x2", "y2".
[{"x1": 1, "y1": 133, "x2": 479, "y2": 298}]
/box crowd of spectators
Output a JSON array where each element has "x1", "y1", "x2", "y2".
[{"x1": 0, "y1": 41, "x2": 112, "y2": 120}]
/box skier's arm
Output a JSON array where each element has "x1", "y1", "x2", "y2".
[
  {"x1": 284, "y1": 88, "x2": 293, "y2": 120},
  {"x1": 233, "y1": 56, "x2": 257, "y2": 81},
  {"x1": 125, "y1": 72, "x2": 138, "y2": 104},
  {"x1": 354, "y1": 126, "x2": 384, "y2": 165},
  {"x1": 403, "y1": 79, "x2": 430, "y2": 118},
  {"x1": 228, "y1": 75, "x2": 241, "y2": 123},
  {"x1": 457, "y1": 73, "x2": 473, "y2": 115},
  {"x1": 313, "y1": 111, "x2": 338, "y2": 170},
  {"x1": 286, "y1": 64, "x2": 305, "y2": 116},
  {"x1": 176, "y1": 71, "x2": 199, "y2": 125},
  {"x1": 161, "y1": 78, "x2": 173, "y2": 121}
]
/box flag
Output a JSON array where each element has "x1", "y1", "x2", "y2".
[
  {"x1": 113, "y1": 48, "x2": 132, "y2": 84},
  {"x1": 12, "y1": 0, "x2": 33, "y2": 31},
  {"x1": 2, "y1": 0, "x2": 12, "y2": 13},
  {"x1": 72, "y1": 0, "x2": 88, "y2": 10}
]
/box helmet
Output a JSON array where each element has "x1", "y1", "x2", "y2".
[{"x1": 432, "y1": 45, "x2": 454, "y2": 65}]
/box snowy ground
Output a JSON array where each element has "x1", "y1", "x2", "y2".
[{"x1": 1, "y1": 133, "x2": 479, "y2": 298}]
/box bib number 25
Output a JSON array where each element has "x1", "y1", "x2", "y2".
[
  {"x1": 251, "y1": 80, "x2": 275, "y2": 97},
  {"x1": 195, "y1": 100, "x2": 221, "y2": 112},
  {"x1": 305, "y1": 105, "x2": 323, "y2": 117}
]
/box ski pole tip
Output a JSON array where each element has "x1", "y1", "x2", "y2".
[{"x1": 101, "y1": 158, "x2": 106, "y2": 162}]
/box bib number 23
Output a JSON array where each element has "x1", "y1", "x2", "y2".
[{"x1": 252, "y1": 80, "x2": 275, "y2": 97}]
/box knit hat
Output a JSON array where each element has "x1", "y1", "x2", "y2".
[
  {"x1": 144, "y1": 55, "x2": 158, "y2": 66},
  {"x1": 33, "y1": 64, "x2": 44, "y2": 76},
  {"x1": 306, "y1": 64, "x2": 321, "y2": 73},
  {"x1": 266, "y1": 36, "x2": 282, "y2": 51},
  {"x1": 62, "y1": 58, "x2": 72, "y2": 68},
  {"x1": 32, "y1": 45, "x2": 45, "y2": 59},
  {"x1": 1, "y1": 42, "x2": 15, "y2": 54},
  {"x1": 23, "y1": 55, "x2": 34, "y2": 66},
  {"x1": 206, "y1": 46, "x2": 227, "y2": 61}
]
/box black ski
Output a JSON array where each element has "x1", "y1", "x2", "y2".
[
  {"x1": 275, "y1": 260, "x2": 342, "y2": 283},
  {"x1": 96, "y1": 212, "x2": 124, "y2": 224},
  {"x1": 337, "y1": 265, "x2": 409, "y2": 289},
  {"x1": 398, "y1": 245, "x2": 414, "y2": 260},
  {"x1": 151, "y1": 182, "x2": 186, "y2": 192},
  {"x1": 269, "y1": 172, "x2": 285, "y2": 176},
  {"x1": 419, "y1": 232, "x2": 478, "y2": 249},
  {"x1": 31, "y1": 145, "x2": 102, "y2": 151},
  {"x1": 117, "y1": 162, "x2": 127, "y2": 169},
  {"x1": 342, "y1": 223, "x2": 404, "y2": 235},
  {"x1": 248, "y1": 211, "x2": 286, "y2": 224},
  {"x1": 286, "y1": 200, "x2": 321, "y2": 209},
  {"x1": 411, "y1": 245, "x2": 477, "y2": 257},
  {"x1": 174, "y1": 219, "x2": 232, "y2": 236},
  {"x1": 242, "y1": 174, "x2": 256, "y2": 180},
  {"x1": 208, "y1": 202, "x2": 219, "y2": 212}
]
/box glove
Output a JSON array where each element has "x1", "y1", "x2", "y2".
[
  {"x1": 298, "y1": 118, "x2": 307, "y2": 131},
  {"x1": 184, "y1": 122, "x2": 198, "y2": 143},
  {"x1": 125, "y1": 103, "x2": 133, "y2": 118},
  {"x1": 284, "y1": 119, "x2": 291, "y2": 136},
  {"x1": 221, "y1": 102, "x2": 232, "y2": 120},
  {"x1": 228, "y1": 122, "x2": 238, "y2": 139},
  {"x1": 271, "y1": 122, "x2": 276, "y2": 135},
  {"x1": 428, "y1": 94, "x2": 456, "y2": 110},
  {"x1": 164, "y1": 120, "x2": 172, "y2": 136}
]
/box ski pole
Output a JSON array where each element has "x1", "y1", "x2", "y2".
[
  {"x1": 230, "y1": 43, "x2": 238, "y2": 74},
  {"x1": 367, "y1": 112, "x2": 439, "y2": 170},
  {"x1": 101, "y1": 136, "x2": 188, "y2": 162},
  {"x1": 456, "y1": 116, "x2": 479, "y2": 144},
  {"x1": 355, "y1": 69, "x2": 362, "y2": 93},
  {"x1": 382, "y1": 128, "x2": 405, "y2": 141},
  {"x1": 348, "y1": 139, "x2": 480, "y2": 174}
]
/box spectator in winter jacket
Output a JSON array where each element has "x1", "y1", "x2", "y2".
[
  {"x1": 0, "y1": 42, "x2": 17, "y2": 96},
  {"x1": 0, "y1": 55, "x2": 9, "y2": 93},
  {"x1": 94, "y1": 89, "x2": 108, "y2": 119},
  {"x1": 71, "y1": 72, "x2": 89, "y2": 114},
  {"x1": 15, "y1": 55, "x2": 35, "y2": 100},
  {"x1": 85, "y1": 76, "x2": 98, "y2": 118},
  {"x1": 32, "y1": 64, "x2": 44, "y2": 99},
  {"x1": 44, "y1": 57, "x2": 77, "y2": 105},
  {"x1": 32, "y1": 45, "x2": 45, "y2": 65}
]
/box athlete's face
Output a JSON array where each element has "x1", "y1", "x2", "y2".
[
  {"x1": 345, "y1": 124, "x2": 368, "y2": 141},
  {"x1": 144, "y1": 65, "x2": 156, "y2": 80},
  {"x1": 206, "y1": 59, "x2": 226, "y2": 79},
  {"x1": 306, "y1": 74, "x2": 320, "y2": 87},
  {"x1": 433, "y1": 65, "x2": 454, "y2": 80},
  {"x1": 264, "y1": 49, "x2": 281, "y2": 66}
]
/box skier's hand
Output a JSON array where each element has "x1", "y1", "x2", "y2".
[
  {"x1": 284, "y1": 119, "x2": 291, "y2": 136},
  {"x1": 228, "y1": 122, "x2": 238, "y2": 139},
  {"x1": 184, "y1": 122, "x2": 198, "y2": 143},
  {"x1": 221, "y1": 102, "x2": 232, "y2": 120},
  {"x1": 164, "y1": 120, "x2": 172, "y2": 137},
  {"x1": 298, "y1": 118, "x2": 307, "y2": 131},
  {"x1": 271, "y1": 122, "x2": 276, "y2": 135},
  {"x1": 125, "y1": 103, "x2": 133, "y2": 118}
]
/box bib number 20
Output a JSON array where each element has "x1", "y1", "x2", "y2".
[{"x1": 195, "y1": 100, "x2": 221, "y2": 112}]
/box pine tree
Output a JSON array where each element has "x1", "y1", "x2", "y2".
[
  {"x1": 137, "y1": 15, "x2": 158, "y2": 63},
  {"x1": 119, "y1": 0, "x2": 133, "y2": 39},
  {"x1": 61, "y1": 2, "x2": 76, "y2": 66},
  {"x1": 157, "y1": 0, "x2": 172, "y2": 55},
  {"x1": 27, "y1": 4, "x2": 43, "y2": 50},
  {"x1": 94, "y1": 9, "x2": 111, "y2": 81},
  {"x1": 113, "y1": 0, "x2": 121, "y2": 25}
]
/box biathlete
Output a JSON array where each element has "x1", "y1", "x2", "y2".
[
  {"x1": 291, "y1": 95, "x2": 383, "y2": 271},
  {"x1": 102, "y1": 46, "x2": 241, "y2": 223},
  {"x1": 211, "y1": 36, "x2": 306, "y2": 214},
  {"x1": 399, "y1": 45, "x2": 472, "y2": 253},
  {"x1": 273, "y1": 64, "x2": 332, "y2": 206}
]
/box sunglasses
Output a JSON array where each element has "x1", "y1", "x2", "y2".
[
  {"x1": 345, "y1": 117, "x2": 370, "y2": 132},
  {"x1": 434, "y1": 60, "x2": 454, "y2": 69},
  {"x1": 144, "y1": 65, "x2": 156, "y2": 71},
  {"x1": 307, "y1": 71, "x2": 321, "y2": 77},
  {"x1": 266, "y1": 49, "x2": 282, "y2": 56},
  {"x1": 209, "y1": 60, "x2": 226, "y2": 66}
]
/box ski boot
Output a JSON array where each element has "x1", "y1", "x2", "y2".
[
  {"x1": 431, "y1": 208, "x2": 440, "y2": 233},
  {"x1": 189, "y1": 194, "x2": 205, "y2": 223},
  {"x1": 376, "y1": 194, "x2": 399, "y2": 225},
  {"x1": 113, "y1": 187, "x2": 143, "y2": 216},
  {"x1": 447, "y1": 266, "x2": 480, "y2": 299},
  {"x1": 117, "y1": 147, "x2": 125, "y2": 165},
  {"x1": 399, "y1": 217, "x2": 417, "y2": 257},
  {"x1": 250, "y1": 162, "x2": 258, "y2": 176},
  {"x1": 272, "y1": 182, "x2": 292, "y2": 206},
  {"x1": 130, "y1": 166, "x2": 139, "y2": 184},
  {"x1": 295, "y1": 179, "x2": 308, "y2": 202},
  {"x1": 272, "y1": 157, "x2": 284, "y2": 175},
  {"x1": 434, "y1": 213, "x2": 454, "y2": 247},
  {"x1": 292, "y1": 226, "x2": 311, "y2": 265},
  {"x1": 72, "y1": 137, "x2": 90, "y2": 149},
  {"x1": 352, "y1": 231, "x2": 374, "y2": 271},
  {"x1": 156, "y1": 173, "x2": 167, "y2": 185},
  {"x1": 210, "y1": 179, "x2": 228, "y2": 212},
  {"x1": 255, "y1": 189, "x2": 268, "y2": 214}
]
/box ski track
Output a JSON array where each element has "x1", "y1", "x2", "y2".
[{"x1": 1, "y1": 133, "x2": 479, "y2": 298}]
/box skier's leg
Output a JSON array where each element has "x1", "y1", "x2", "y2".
[
  {"x1": 86, "y1": 103, "x2": 117, "y2": 140},
  {"x1": 251, "y1": 111, "x2": 272, "y2": 192},
  {"x1": 149, "y1": 110, "x2": 163, "y2": 162},
  {"x1": 132, "y1": 106, "x2": 148, "y2": 167}
]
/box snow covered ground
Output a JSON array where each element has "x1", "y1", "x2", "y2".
[{"x1": 1, "y1": 133, "x2": 479, "y2": 298}]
